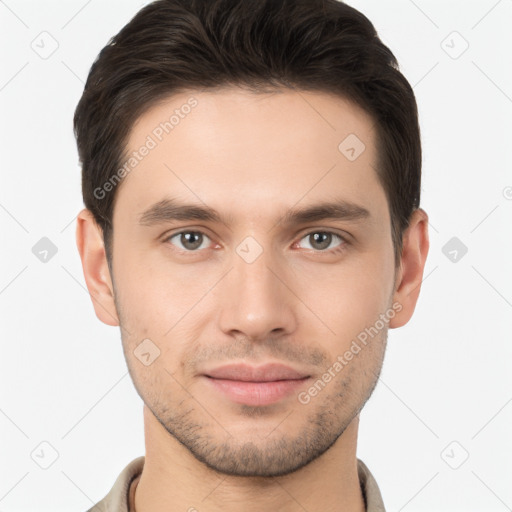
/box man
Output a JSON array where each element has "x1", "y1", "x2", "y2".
[{"x1": 74, "y1": 0, "x2": 429, "y2": 510}]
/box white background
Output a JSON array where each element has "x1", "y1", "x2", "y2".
[{"x1": 1, "y1": 0, "x2": 511, "y2": 511}]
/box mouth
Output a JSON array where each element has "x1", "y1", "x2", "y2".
[{"x1": 202, "y1": 363, "x2": 311, "y2": 406}]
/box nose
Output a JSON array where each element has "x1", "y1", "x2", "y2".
[{"x1": 217, "y1": 240, "x2": 298, "y2": 342}]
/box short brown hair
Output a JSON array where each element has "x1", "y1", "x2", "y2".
[{"x1": 74, "y1": 0, "x2": 422, "y2": 268}]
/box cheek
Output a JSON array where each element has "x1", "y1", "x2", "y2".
[
  {"x1": 119, "y1": 241, "x2": 219, "y2": 292},
  {"x1": 113, "y1": 252, "x2": 217, "y2": 344},
  {"x1": 292, "y1": 257, "x2": 393, "y2": 338}
]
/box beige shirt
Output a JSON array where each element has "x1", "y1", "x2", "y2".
[{"x1": 86, "y1": 456, "x2": 386, "y2": 512}]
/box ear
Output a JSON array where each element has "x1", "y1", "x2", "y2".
[
  {"x1": 75, "y1": 208, "x2": 119, "y2": 326},
  {"x1": 389, "y1": 208, "x2": 430, "y2": 328}
]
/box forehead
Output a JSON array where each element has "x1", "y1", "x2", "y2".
[{"x1": 115, "y1": 87, "x2": 386, "y2": 225}]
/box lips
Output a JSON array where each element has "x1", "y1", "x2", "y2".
[
  {"x1": 202, "y1": 363, "x2": 311, "y2": 406},
  {"x1": 204, "y1": 363, "x2": 309, "y2": 382}
]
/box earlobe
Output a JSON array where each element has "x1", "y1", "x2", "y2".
[
  {"x1": 389, "y1": 208, "x2": 430, "y2": 329},
  {"x1": 75, "y1": 208, "x2": 120, "y2": 326}
]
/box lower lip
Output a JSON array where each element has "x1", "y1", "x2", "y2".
[{"x1": 204, "y1": 376, "x2": 309, "y2": 406}]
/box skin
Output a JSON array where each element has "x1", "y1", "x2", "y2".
[{"x1": 76, "y1": 87, "x2": 429, "y2": 512}]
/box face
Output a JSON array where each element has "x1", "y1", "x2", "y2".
[{"x1": 108, "y1": 87, "x2": 398, "y2": 477}]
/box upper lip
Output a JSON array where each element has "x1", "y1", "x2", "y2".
[{"x1": 204, "y1": 363, "x2": 310, "y2": 382}]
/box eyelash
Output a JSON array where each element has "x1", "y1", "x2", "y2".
[{"x1": 163, "y1": 229, "x2": 349, "y2": 256}]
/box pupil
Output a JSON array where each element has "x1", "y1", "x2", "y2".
[
  {"x1": 311, "y1": 232, "x2": 331, "y2": 250},
  {"x1": 182, "y1": 232, "x2": 202, "y2": 250}
]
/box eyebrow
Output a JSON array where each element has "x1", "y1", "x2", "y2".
[{"x1": 138, "y1": 197, "x2": 371, "y2": 228}]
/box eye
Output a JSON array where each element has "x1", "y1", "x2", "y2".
[
  {"x1": 163, "y1": 229, "x2": 348, "y2": 255},
  {"x1": 166, "y1": 231, "x2": 212, "y2": 251},
  {"x1": 296, "y1": 231, "x2": 347, "y2": 253}
]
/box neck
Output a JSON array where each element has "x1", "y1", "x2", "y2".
[{"x1": 132, "y1": 406, "x2": 365, "y2": 512}]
